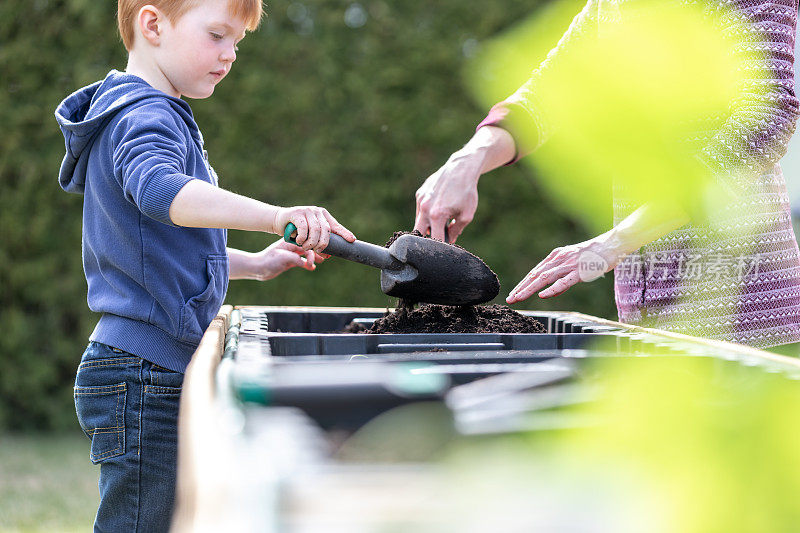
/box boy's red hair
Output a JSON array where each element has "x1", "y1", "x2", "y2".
[{"x1": 117, "y1": 0, "x2": 263, "y2": 50}]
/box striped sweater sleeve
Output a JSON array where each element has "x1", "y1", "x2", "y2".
[{"x1": 694, "y1": 0, "x2": 800, "y2": 194}]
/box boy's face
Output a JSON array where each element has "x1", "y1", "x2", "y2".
[{"x1": 155, "y1": 0, "x2": 247, "y2": 99}]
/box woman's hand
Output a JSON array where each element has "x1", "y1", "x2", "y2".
[
  {"x1": 228, "y1": 240, "x2": 328, "y2": 281},
  {"x1": 414, "y1": 152, "x2": 482, "y2": 243},
  {"x1": 506, "y1": 202, "x2": 691, "y2": 303},
  {"x1": 414, "y1": 126, "x2": 516, "y2": 243},
  {"x1": 506, "y1": 235, "x2": 623, "y2": 303},
  {"x1": 273, "y1": 206, "x2": 355, "y2": 252}
]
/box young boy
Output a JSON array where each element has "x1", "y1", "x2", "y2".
[{"x1": 55, "y1": 0, "x2": 355, "y2": 530}]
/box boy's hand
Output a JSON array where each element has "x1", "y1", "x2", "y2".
[
  {"x1": 273, "y1": 206, "x2": 356, "y2": 252},
  {"x1": 230, "y1": 240, "x2": 328, "y2": 281}
]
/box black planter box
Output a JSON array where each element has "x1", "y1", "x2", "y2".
[
  {"x1": 237, "y1": 307, "x2": 631, "y2": 358},
  {"x1": 230, "y1": 307, "x2": 619, "y2": 429},
  {"x1": 227, "y1": 307, "x2": 800, "y2": 433}
]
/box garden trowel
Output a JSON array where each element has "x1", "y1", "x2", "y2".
[{"x1": 284, "y1": 224, "x2": 499, "y2": 306}]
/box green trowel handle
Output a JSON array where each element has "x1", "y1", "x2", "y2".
[
  {"x1": 283, "y1": 223, "x2": 400, "y2": 271},
  {"x1": 284, "y1": 222, "x2": 299, "y2": 245}
]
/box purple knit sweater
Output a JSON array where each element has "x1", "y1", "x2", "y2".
[{"x1": 481, "y1": 0, "x2": 800, "y2": 348}]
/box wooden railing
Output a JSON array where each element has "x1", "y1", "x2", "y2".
[{"x1": 171, "y1": 305, "x2": 232, "y2": 533}]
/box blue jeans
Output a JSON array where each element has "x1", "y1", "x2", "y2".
[{"x1": 74, "y1": 341, "x2": 184, "y2": 533}]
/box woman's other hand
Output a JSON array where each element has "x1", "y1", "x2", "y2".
[
  {"x1": 507, "y1": 235, "x2": 622, "y2": 303},
  {"x1": 507, "y1": 202, "x2": 690, "y2": 303}
]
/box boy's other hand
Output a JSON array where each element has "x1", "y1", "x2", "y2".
[
  {"x1": 243, "y1": 239, "x2": 327, "y2": 281},
  {"x1": 273, "y1": 206, "x2": 356, "y2": 252}
]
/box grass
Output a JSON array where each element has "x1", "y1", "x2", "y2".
[{"x1": 0, "y1": 432, "x2": 98, "y2": 533}]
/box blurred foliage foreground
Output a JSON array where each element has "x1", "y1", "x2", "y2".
[
  {"x1": 346, "y1": 355, "x2": 800, "y2": 532},
  {"x1": 4, "y1": 0, "x2": 603, "y2": 430}
]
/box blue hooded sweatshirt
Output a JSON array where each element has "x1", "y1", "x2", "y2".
[{"x1": 56, "y1": 70, "x2": 228, "y2": 372}]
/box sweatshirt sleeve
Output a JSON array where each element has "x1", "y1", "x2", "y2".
[
  {"x1": 477, "y1": 0, "x2": 600, "y2": 163},
  {"x1": 110, "y1": 102, "x2": 196, "y2": 225},
  {"x1": 694, "y1": 1, "x2": 799, "y2": 194}
]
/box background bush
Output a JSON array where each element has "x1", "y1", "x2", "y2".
[{"x1": 0, "y1": 0, "x2": 614, "y2": 430}]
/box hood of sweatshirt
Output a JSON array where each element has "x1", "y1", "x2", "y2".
[{"x1": 55, "y1": 70, "x2": 200, "y2": 194}]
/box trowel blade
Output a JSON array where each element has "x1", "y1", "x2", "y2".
[{"x1": 381, "y1": 234, "x2": 500, "y2": 306}]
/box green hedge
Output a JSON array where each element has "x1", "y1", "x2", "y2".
[{"x1": 0, "y1": 0, "x2": 615, "y2": 430}]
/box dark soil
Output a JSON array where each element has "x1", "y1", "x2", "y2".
[
  {"x1": 362, "y1": 303, "x2": 546, "y2": 334},
  {"x1": 342, "y1": 321, "x2": 369, "y2": 333},
  {"x1": 386, "y1": 229, "x2": 442, "y2": 247}
]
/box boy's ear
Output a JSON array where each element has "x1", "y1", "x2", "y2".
[{"x1": 137, "y1": 5, "x2": 164, "y2": 46}]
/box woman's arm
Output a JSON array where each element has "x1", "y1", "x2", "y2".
[
  {"x1": 414, "y1": 1, "x2": 600, "y2": 242},
  {"x1": 477, "y1": 0, "x2": 600, "y2": 159}
]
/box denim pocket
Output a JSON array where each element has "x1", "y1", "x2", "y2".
[
  {"x1": 178, "y1": 254, "x2": 229, "y2": 344},
  {"x1": 74, "y1": 382, "x2": 127, "y2": 464},
  {"x1": 145, "y1": 363, "x2": 184, "y2": 396}
]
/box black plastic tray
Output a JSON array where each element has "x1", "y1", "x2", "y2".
[
  {"x1": 237, "y1": 308, "x2": 630, "y2": 357},
  {"x1": 229, "y1": 308, "x2": 800, "y2": 434},
  {"x1": 237, "y1": 308, "x2": 629, "y2": 334},
  {"x1": 262, "y1": 332, "x2": 628, "y2": 356}
]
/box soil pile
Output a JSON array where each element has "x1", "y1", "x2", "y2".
[
  {"x1": 386, "y1": 229, "x2": 435, "y2": 247},
  {"x1": 342, "y1": 321, "x2": 369, "y2": 333},
  {"x1": 363, "y1": 303, "x2": 546, "y2": 334}
]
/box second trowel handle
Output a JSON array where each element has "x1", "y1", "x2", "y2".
[{"x1": 283, "y1": 223, "x2": 400, "y2": 271}]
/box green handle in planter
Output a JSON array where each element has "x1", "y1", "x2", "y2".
[{"x1": 283, "y1": 222, "x2": 298, "y2": 245}]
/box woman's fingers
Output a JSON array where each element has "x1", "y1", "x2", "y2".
[
  {"x1": 428, "y1": 210, "x2": 451, "y2": 242},
  {"x1": 509, "y1": 250, "x2": 569, "y2": 296},
  {"x1": 539, "y1": 271, "x2": 581, "y2": 298},
  {"x1": 413, "y1": 217, "x2": 430, "y2": 238},
  {"x1": 414, "y1": 177, "x2": 462, "y2": 241},
  {"x1": 414, "y1": 172, "x2": 436, "y2": 235},
  {"x1": 448, "y1": 213, "x2": 472, "y2": 244},
  {"x1": 507, "y1": 266, "x2": 583, "y2": 303},
  {"x1": 534, "y1": 247, "x2": 563, "y2": 270},
  {"x1": 505, "y1": 238, "x2": 617, "y2": 303},
  {"x1": 414, "y1": 220, "x2": 428, "y2": 236},
  {"x1": 516, "y1": 249, "x2": 565, "y2": 287},
  {"x1": 507, "y1": 265, "x2": 571, "y2": 303},
  {"x1": 414, "y1": 154, "x2": 481, "y2": 241}
]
